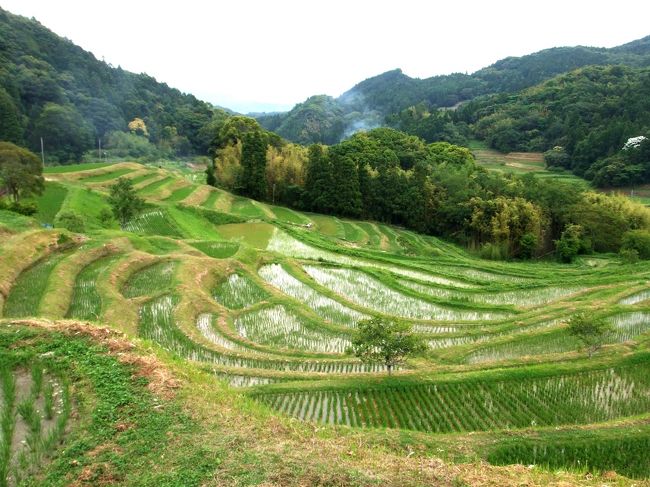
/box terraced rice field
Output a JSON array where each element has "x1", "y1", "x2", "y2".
[
  {"x1": 4, "y1": 161, "x2": 650, "y2": 480},
  {"x1": 213, "y1": 273, "x2": 268, "y2": 309},
  {"x1": 123, "y1": 209, "x2": 184, "y2": 237},
  {"x1": 66, "y1": 254, "x2": 121, "y2": 320},
  {"x1": 122, "y1": 260, "x2": 177, "y2": 298},
  {"x1": 303, "y1": 266, "x2": 507, "y2": 321},
  {"x1": 3, "y1": 250, "x2": 72, "y2": 317},
  {"x1": 255, "y1": 363, "x2": 650, "y2": 432},
  {"x1": 235, "y1": 305, "x2": 351, "y2": 353},
  {"x1": 258, "y1": 264, "x2": 366, "y2": 327}
]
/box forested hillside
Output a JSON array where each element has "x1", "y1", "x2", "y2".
[
  {"x1": 457, "y1": 65, "x2": 650, "y2": 187},
  {"x1": 0, "y1": 7, "x2": 227, "y2": 162},
  {"x1": 256, "y1": 37, "x2": 650, "y2": 145}
]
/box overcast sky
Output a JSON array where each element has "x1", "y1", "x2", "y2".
[{"x1": 3, "y1": 0, "x2": 650, "y2": 113}]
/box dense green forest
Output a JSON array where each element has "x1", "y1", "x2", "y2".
[
  {"x1": 256, "y1": 38, "x2": 650, "y2": 145},
  {"x1": 455, "y1": 65, "x2": 650, "y2": 187},
  {"x1": 206, "y1": 121, "x2": 650, "y2": 261},
  {"x1": 0, "y1": 7, "x2": 228, "y2": 163}
]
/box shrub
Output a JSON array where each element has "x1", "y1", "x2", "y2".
[
  {"x1": 55, "y1": 211, "x2": 85, "y2": 233},
  {"x1": 621, "y1": 229, "x2": 650, "y2": 259}
]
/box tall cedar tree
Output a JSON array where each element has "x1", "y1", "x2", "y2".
[
  {"x1": 304, "y1": 144, "x2": 334, "y2": 212},
  {"x1": 239, "y1": 130, "x2": 267, "y2": 200},
  {"x1": 0, "y1": 88, "x2": 22, "y2": 144},
  {"x1": 331, "y1": 154, "x2": 362, "y2": 217}
]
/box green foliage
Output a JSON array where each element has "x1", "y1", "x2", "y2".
[
  {"x1": 107, "y1": 177, "x2": 145, "y2": 229},
  {"x1": 0, "y1": 141, "x2": 44, "y2": 202},
  {"x1": 0, "y1": 86, "x2": 22, "y2": 143},
  {"x1": 0, "y1": 8, "x2": 223, "y2": 158},
  {"x1": 566, "y1": 314, "x2": 614, "y2": 358},
  {"x1": 258, "y1": 95, "x2": 345, "y2": 145},
  {"x1": 239, "y1": 129, "x2": 268, "y2": 200},
  {"x1": 555, "y1": 224, "x2": 584, "y2": 263},
  {"x1": 487, "y1": 428, "x2": 650, "y2": 479},
  {"x1": 349, "y1": 318, "x2": 427, "y2": 374},
  {"x1": 103, "y1": 131, "x2": 161, "y2": 161},
  {"x1": 463, "y1": 66, "x2": 650, "y2": 185},
  {"x1": 54, "y1": 210, "x2": 85, "y2": 233},
  {"x1": 621, "y1": 229, "x2": 650, "y2": 259},
  {"x1": 32, "y1": 103, "x2": 94, "y2": 163}
]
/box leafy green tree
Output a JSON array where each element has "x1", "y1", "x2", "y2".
[
  {"x1": 566, "y1": 314, "x2": 613, "y2": 358},
  {"x1": 108, "y1": 177, "x2": 145, "y2": 229},
  {"x1": 238, "y1": 130, "x2": 267, "y2": 200},
  {"x1": 32, "y1": 103, "x2": 94, "y2": 163},
  {"x1": 349, "y1": 318, "x2": 427, "y2": 375},
  {"x1": 0, "y1": 142, "x2": 44, "y2": 202},
  {"x1": 555, "y1": 224, "x2": 584, "y2": 263}
]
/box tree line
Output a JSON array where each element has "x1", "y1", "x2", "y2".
[{"x1": 206, "y1": 119, "x2": 650, "y2": 261}]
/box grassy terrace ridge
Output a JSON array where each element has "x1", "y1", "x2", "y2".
[{"x1": 2, "y1": 160, "x2": 650, "y2": 483}]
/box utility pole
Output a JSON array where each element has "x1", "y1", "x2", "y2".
[
  {"x1": 98, "y1": 138, "x2": 102, "y2": 160},
  {"x1": 40, "y1": 137, "x2": 45, "y2": 166},
  {"x1": 272, "y1": 183, "x2": 276, "y2": 204}
]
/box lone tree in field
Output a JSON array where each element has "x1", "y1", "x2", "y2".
[
  {"x1": 349, "y1": 318, "x2": 427, "y2": 375},
  {"x1": 566, "y1": 313, "x2": 614, "y2": 358},
  {"x1": 0, "y1": 141, "x2": 44, "y2": 202},
  {"x1": 108, "y1": 177, "x2": 145, "y2": 229}
]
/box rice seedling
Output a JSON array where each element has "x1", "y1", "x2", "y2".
[
  {"x1": 258, "y1": 264, "x2": 366, "y2": 327},
  {"x1": 235, "y1": 305, "x2": 351, "y2": 353},
  {"x1": 163, "y1": 185, "x2": 196, "y2": 202},
  {"x1": 213, "y1": 273, "x2": 268, "y2": 309},
  {"x1": 255, "y1": 363, "x2": 650, "y2": 433},
  {"x1": 3, "y1": 251, "x2": 70, "y2": 318},
  {"x1": 66, "y1": 254, "x2": 121, "y2": 320},
  {"x1": 608, "y1": 312, "x2": 650, "y2": 341},
  {"x1": 212, "y1": 372, "x2": 282, "y2": 388},
  {"x1": 137, "y1": 176, "x2": 174, "y2": 195},
  {"x1": 400, "y1": 279, "x2": 583, "y2": 308},
  {"x1": 43, "y1": 382, "x2": 54, "y2": 421},
  {"x1": 266, "y1": 229, "x2": 474, "y2": 288},
  {"x1": 619, "y1": 289, "x2": 650, "y2": 305},
  {"x1": 465, "y1": 331, "x2": 582, "y2": 364},
  {"x1": 303, "y1": 266, "x2": 508, "y2": 321},
  {"x1": 0, "y1": 368, "x2": 16, "y2": 486},
  {"x1": 189, "y1": 241, "x2": 239, "y2": 258},
  {"x1": 196, "y1": 313, "x2": 248, "y2": 351},
  {"x1": 122, "y1": 260, "x2": 176, "y2": 298},
  {"x1": 123, "y1": 209, "x2": 184, "y2": 237},
  {"x1": 140, "y1": 295, "x2": 379, "y2": 373},
  {"x1": 80, "y1": 167, "x2": 134, "y2": 182},
  {"x1": 487, "y1": 427, "x2": 650, "y2": 479},
  {"x1": 467, "y1": 313, "x2": 650, "y2": 364}
]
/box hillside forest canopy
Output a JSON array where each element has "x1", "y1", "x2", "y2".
[{"x1": 2, "y1": 7, "x2": 650, "y2": 262}]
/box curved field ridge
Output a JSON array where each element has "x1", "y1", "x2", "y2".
[
  {"x1": 258, "y1": 264, "x2": 366, "y2": 327},
  {"x1": 303, "y1": 266, "x2": 508, "y2": 321},
  {"x1": 256, "y1": 364, "x2": 650, "y2": 433}
]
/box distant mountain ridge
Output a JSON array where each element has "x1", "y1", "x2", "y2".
[{"x1": 255, "y1": 36, "x2": 650, "y2": 144}]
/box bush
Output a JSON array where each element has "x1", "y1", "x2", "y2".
[
  {"x1": 6, "y1": 201, "x2": 37, "y2": 216},
  {"x1": 621, "y1": 229, "x2": 650, "y2": 259},
  {"x1": 55, "y1": 211, "x2": 85, "y2": 233}
]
